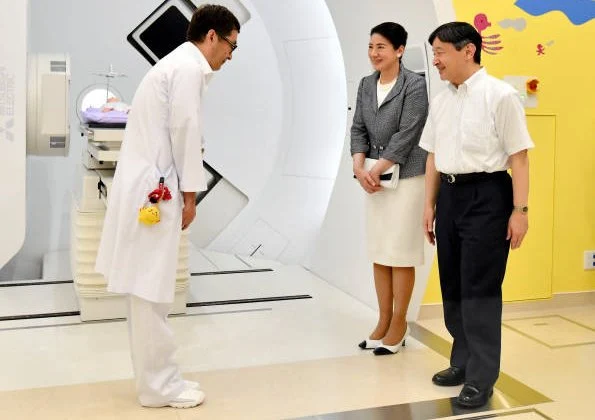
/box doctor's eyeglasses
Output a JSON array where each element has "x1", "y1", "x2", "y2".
[{"x1": 218, "y1": 33, "x2": 237, "y2": 52}]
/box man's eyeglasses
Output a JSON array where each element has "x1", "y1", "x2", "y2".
[{"x1": 218, "y1": 33, "x2": 237, "y2": 52}]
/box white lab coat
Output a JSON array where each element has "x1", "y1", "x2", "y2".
[{"x1": 96, "y1": 42, "x2": 212, "y2": 303}]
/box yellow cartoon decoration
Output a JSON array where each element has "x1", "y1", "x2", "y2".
[
  {"x1": 138, "y1": 176, "x2": 172, "y2": 226},
  {"x1": 138, "y1": 205, "x2": 161, "y2": 225}
]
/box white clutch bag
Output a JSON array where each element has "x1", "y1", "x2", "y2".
[{"x1": 356, "y1": 158, "x2": 399, "y2": 189}]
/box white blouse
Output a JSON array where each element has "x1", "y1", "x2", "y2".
[{"x1": 377, "y1": 77, "x2": 396, "y2": 107}]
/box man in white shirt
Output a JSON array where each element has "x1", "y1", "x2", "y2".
[
  {"x1": 95, "y1": 5, "x2": 239, "y2": 409},
  {"x1": 419, "y1": 22, "x2": 534, "y2": 408}
]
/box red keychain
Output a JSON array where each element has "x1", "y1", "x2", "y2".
[{"x1": 148, "y1": 177, "x2": 172, "y2": 203}]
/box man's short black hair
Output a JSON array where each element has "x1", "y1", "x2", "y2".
[
  {"x1": 370, "y1": 22, "x2": 408, "y2": 50},
  {"x1": 428, "y1": 22, "x2": 482, "y2": 64},
  {"x1": 186, "y1": 4, "x2": 240, "y2": 42}
]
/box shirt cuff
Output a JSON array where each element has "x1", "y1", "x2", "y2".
[{"x1": 179, "y1": 180, "x2": 208, "y2": 193}]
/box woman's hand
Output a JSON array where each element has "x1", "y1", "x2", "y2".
[
  {"x1": 354, "y1": 168, "x2": 382, "y2": 194},
  {"x1": 368, "y1": 166, "x2": 384, "y2": 189}
]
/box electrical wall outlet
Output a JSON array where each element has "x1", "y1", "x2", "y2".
[{"x1": 584, "y1": 251, "x2": 595, "y2": 270}]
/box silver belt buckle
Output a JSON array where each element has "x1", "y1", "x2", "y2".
[{"x1": 447, "y1": 174, "x2": 456, "y2": 184}]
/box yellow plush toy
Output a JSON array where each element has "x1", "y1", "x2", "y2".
[
  {"x1": 138, "y1": 176, "x2": 172, "y2": 226},
  {"x1": 138, "y1": 205, "x2": 160, "y2": 225}
]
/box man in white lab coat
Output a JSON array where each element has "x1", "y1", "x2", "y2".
[{"x1": 95, "y1": 5, "x2": 240, "y2": 409}]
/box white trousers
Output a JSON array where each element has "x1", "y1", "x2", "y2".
[{"x1": 127, "y1": 294, "x2": 185, "y2": 406}]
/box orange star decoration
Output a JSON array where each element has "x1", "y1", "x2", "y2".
[{"x1": 526, "y1": 79, "x2": 539, "y2": 94}]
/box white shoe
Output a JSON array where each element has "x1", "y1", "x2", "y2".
[
  {"x1": 373, "y1": 325, "x2": 410, "y2": 356},
  {"x1": 167, "y1": 389, "x2": 205, "y2": 409},
  {"x1": 184, "y1": 380, "x2": 200, "y2": 390},
  {"x1": 358, "y1": 338, "x2": 383, "y2": 349}
]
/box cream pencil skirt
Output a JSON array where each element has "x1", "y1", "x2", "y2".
[{"x1": 365, "y1": 174, "x2": 425, "y2": 267}]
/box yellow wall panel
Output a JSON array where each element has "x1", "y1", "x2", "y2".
[{"x1": 502, "y1": 115, "x2": 555, "y2": 301}]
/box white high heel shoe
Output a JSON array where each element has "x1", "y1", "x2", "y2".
[
  {"x1": 358, "y1": 338, "x2": 383, "y2": 350},
  {"x1": 373, "y1": 325, "x2": 410, "y2": 355}
]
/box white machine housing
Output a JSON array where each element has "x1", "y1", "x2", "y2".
[
  {"x1": 0, "y1": 1, "x2": 27, "y2": 270},
  {"x1": 26, "y1": 53, "x2": 71, "y2": 156}
]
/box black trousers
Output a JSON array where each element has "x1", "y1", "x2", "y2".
[{"x1": 435, "y1": 172, "x2": 512, "y2": 389}]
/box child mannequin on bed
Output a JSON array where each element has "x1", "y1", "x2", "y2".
[{"x1": 101, "y1": 96, "x2": 130, "y2": 113}]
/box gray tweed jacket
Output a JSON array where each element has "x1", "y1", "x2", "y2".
[{"x1": 350, "y1": 64, "x2": 428, "y2": 178}]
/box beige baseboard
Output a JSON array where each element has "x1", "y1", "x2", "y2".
[
  {"x1": 416, "y1": 303, "x2": 444, "y2": 320},
  {"x1": 417, "y1": 290, "x2": 595, "y2": 320}
]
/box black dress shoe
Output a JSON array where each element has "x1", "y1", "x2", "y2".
[
  {"x1": 456, "y1": 383, "x2": 493, "y2": 408},
  {"x1": 432, "y1": 366, "x2": 465, "y2": 386}
]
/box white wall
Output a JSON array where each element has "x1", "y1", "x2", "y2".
[
  {"x1": 308, "y1": 0, "x2": 442, "y2": 319},
  {"x1": 432, "y1": 0, "x2": 457, "y2": 23}
]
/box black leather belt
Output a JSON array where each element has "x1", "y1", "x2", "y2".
[{"x1": 440, "y1": 171, "x2": 506, "y2": 184}]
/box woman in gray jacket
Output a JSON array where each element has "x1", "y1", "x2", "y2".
[{"x1": 351, "y1": 22, "x2": 428, "y2": 355}]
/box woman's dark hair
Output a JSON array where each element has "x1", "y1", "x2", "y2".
[
  {"x1": 186, "y1": 4, "x2": 240, "y2": 42},
  {"x1": 428, "y1": 22, "x2": 482, "y2": 64},
  {"x1": 370, "y1": 22, "x2": 408, "y2": 50}
]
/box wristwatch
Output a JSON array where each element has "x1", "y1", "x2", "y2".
[{"x1": 513, "y1": 205, "x2": 529, "y2": 214}]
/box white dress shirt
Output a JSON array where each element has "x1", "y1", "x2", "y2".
[{"x1": 419, "y1": 68, "x2": 534, "y2": 174}]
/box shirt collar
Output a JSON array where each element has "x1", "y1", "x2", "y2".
[
  {"x1": 182, "y1": 41, "x2": 214, "y2": 82},
  {"x1": 448, "y1": 67, "x2": 486, "y2": 94}
]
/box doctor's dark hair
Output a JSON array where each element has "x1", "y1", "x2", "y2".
[
  {"x1": 186, "y1": 4, "x2": 240, "y2": 42},
  {"x1": 370, "y1": 22, "x2": 408, "y2": 50},
  {"x1": 428, "y1": 22, "x2": 482, "y2": 64}
]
